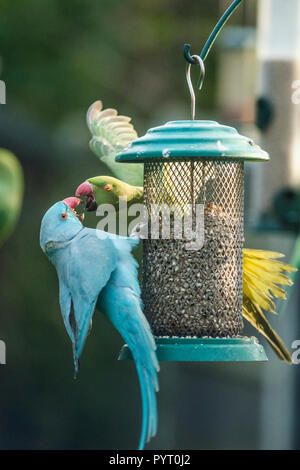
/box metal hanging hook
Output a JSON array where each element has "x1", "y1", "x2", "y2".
[
  {"x1": 186, "y1": 55, "x2": 205, "y2": 120},
  {"x1": 183, "y1": 0, "x2": 243, "y2": 119},
  {"x1": 184, "y1": 0, "x2": 244, "y2": 64}
]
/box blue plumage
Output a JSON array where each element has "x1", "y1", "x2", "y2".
[{"x1": 40, "y1": 200, "x2": 159, "y2": 449}]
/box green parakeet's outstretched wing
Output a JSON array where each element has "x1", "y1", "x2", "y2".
[
  {"x1": 0, "y1": 149, "x2": 24, "y2": 246},
  {"x1": 87, "y1": 100, "x2": 143, "y2": 186}
]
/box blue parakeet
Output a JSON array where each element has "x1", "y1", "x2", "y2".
[{"x1": 40, "y1": 197, "x2": 159, "y2": 449}]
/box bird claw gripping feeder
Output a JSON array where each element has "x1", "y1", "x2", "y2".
[{"x1": 118, "y1": 0, "x2": 269, "y2": 362}]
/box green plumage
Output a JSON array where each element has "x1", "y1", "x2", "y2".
[
  {"x1": 87, "y1": 100, "x2": 143, "y2": 186},
  {"x1": 0, "y1": 149, "x2": 24, "y2": 245},
  {"x1": 88, "y1": 175, "x2": 143, "y2": 209}
]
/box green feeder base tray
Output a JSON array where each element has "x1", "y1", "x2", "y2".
[{"x1": 118, "y1": 337, "x2": 268, "y2": 362}]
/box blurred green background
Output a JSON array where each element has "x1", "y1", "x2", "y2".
[{"x1": 0, "y1": 0, "x2": 299, "y2": 450}]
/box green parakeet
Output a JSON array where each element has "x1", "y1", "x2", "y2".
[
  {"x1": 0, "y1": 149, "x2": 23, "y2": 245},
  {"x1": 76, "y1": 176, "x2": 143, "y2": 211},
  {"x1": 84, "y1": 102, "x2": 297, "y2": 363}
]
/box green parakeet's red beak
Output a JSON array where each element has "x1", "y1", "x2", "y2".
[{"x1": 75, "y1": 181, "x2": 98, "y2": 212}]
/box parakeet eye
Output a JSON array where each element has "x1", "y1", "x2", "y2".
[
  {"x1": 103, "y1": 184, "x2": 112, "y2": 191},
  {"x1": 61, "y1": 212, "x2": 68, "y2": 220}
]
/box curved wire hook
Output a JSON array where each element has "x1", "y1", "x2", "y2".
[
  {"x1": 184, "y1": 0, "x2": 244, "y2": 65},
  {"x1": 186, "y1": 55, "x2": 205, "y2": 120}
]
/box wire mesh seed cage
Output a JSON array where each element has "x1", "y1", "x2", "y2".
[
  {"x1": 117, "y1": 120, "x2": 270, "y2": 362},
  {"x1": 143, "y1": 160, "x2": 244, "y2": 338}
]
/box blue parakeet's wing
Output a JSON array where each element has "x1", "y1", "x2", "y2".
[
  {"x1": 86, "y1": 100, "x2": 143, "y2": 186},
  {"x1": 52, "y1": 228, "x2": 118, "y2": 371}
]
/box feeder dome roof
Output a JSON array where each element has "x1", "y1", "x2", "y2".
[{"x1": 115, "y1": 120, "x2": 269, "y2": 163}]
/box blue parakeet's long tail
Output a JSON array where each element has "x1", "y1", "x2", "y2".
[{"x1": 98, "y1": 237, "x2": 159, "y2": 450}]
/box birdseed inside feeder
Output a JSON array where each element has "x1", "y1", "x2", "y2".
[{"x1": 117, "y1": 120, "x2": 270, "y2": 362}]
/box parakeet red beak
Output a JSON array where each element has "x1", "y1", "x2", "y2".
[
  {"x1": 75, "y1": 182, "x2": 93, "y2": 197},
  {"x1": 63, "y1": 197, "x2": 85, "y2": 222},
  {"x1": 75, "y1": 181, "x2": 97, "y2": 212}
]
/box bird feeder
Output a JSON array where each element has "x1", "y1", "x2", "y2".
[
  {"x1": 117, "y1": 120, "x2": 270, "y2": 361},
  {"x1": 116, "y1": 0, "x2": 272, "y2": 362}
]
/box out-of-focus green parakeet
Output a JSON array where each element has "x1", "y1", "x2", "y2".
[
  {"x1": 0, "y1": 149, "x2": 23, "y2": 245},
  {"x1": 83, "y1": 102, "x2": 297, "y2": 363}
]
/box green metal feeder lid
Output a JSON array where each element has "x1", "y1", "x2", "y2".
[{"x1": 115, "y1": 120, "x2": 269, "y2": 163}]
